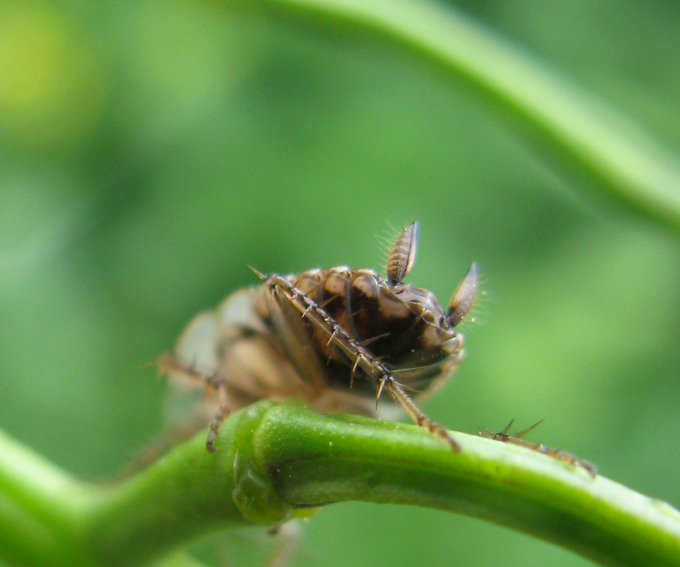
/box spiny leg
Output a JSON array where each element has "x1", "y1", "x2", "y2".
[
  {"x1": 264, "y1": 272, "x2": 461, "y2": 452},
  {"x1": 480, "y1": 420, "x2": 596, "y2": 477},
  {"x1": 480, "y1": 419, "x2": 543, "y2": 442},
  {"x1": 380, "y1": 376, "x2": 460, "y2": 451}
]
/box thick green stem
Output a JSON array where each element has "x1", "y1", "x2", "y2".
[
  {"x1": 89, "y1": 401, "x2": 680, "y2": 567},
  {"x1": 86, "y1": 403, "x2": 293, "y2": 567},
  {"x1": 254, "y1": 403, "x2": 680, "y2": 567},
  {"x1": 0, "y1": 430, "x2": 92, "y2": 567},
  {"x1": 2, "y1": 402, "x2": 680, "y2": 567},
  {"x1": 230, "y1": 0, "x2": 680, "y2": 232}
]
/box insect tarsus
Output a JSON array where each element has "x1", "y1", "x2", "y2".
[{"x1": 480, "y1": 420, "x2": 596, "y2": 477}]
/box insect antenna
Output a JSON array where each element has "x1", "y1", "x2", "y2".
[
  {"x1": 386, "y1": 222, "x2": 418, "y2": 284},
  {"x1": 448, "y1": 262, "x2": 479, "y2": 327}
]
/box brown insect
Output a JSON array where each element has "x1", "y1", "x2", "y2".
[
  {"x1": 160, "y1": 222, "x2": 478, "y2": 452},
  {"x1": 480, "y1": 420, "x2": 597, "y2": 476}
]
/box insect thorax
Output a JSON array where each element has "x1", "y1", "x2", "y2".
[{"x1": 258, "y1": 266, "x2": 464, "y2": 398}]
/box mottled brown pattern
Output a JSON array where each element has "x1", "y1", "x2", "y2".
[{"x1": 163, "y1": 223, "x2": 478, "y2": 452}]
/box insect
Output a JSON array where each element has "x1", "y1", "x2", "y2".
[
  {"x1": 480, "y1": 420, "x2": 597, "y2": 476},
  {"x1": 160, "y1": 222, "x2": 478, "y2": 452}
]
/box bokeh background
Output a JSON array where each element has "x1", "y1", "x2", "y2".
[{"x1": 2, "y1": 1, "x2": 680, "y2": 566}]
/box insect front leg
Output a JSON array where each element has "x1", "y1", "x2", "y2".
[
  {"x1": 380, "y1": 376, "x2": 461, "y2": 451},
  {"x1": 480, "y1": 420, "x2": 597, "y2": 477},
  {"x1": 262, "y1": 272, "x2": 462, "y2": 451}
]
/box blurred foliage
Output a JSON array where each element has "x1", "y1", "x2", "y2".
[{"x1": 1, "y1": 0, "x2": 680, "y2": 566}]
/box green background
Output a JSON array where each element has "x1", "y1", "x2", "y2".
[{"x1": 1, "y1": 0, "x2": 680, "y2": 565}]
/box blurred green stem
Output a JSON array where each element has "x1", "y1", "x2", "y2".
[
  {"x1": 2, "y1": 401, "x2": 680, "y2": 566},
  {"x1": 233, "y1": 0, "x2": 680, "y2": 232},
  {"x1": 0, "y1": 430, "x2": 92, "y2": 566}
]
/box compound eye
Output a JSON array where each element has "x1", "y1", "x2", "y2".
[
  {"x1": 448, "y1": 262, "x2": 479, "y2": 326},
  {"x1": 386, "y1": 222, "x2": 418, "y2": 285}
]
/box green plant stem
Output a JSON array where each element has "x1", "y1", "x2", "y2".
[
  {"x1": 86, "y1": 403, "x2": 293, "y2": 567},
  {"x1": 0, "y1": 430, "x2": 92, "y2": 566},
  {"x1": 232, "y1": 0, "x2": 680, "y2": 232},
  {"x1": 88, "y1": 401, "x2": 680, "y2": 567},
  {"x1": 2, "y1": 402, "x2": 680, "y2": 567},
  {"x1": 256, "y1": 403, "x2": 680, "y2": 567}
]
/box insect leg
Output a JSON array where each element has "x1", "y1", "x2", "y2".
[
  {"x1": 383, "y1": 377, "x2": 461, "y2": 451},
  {"x1": 480, "y1": 420, "x2": 596, "y2": 477},
  {"x1": 205, "y1": 375, "x2": 230, "y2": 453},
  {"x1": 159, "y1": 353, "x2": 232, "y2": 452},
  {"x1": 266, "y1": 275, "x2": 461, "y2": 451},
  {"x1": 480, "y1": 419, "x2": 542, "y2": 443}
]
